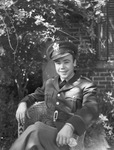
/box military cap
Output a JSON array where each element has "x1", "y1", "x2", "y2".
[{"x1": 46, "y1": 41, "x2": 78, "y2": 60}]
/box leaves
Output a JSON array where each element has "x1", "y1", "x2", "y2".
[{"x1": 0, "y1": 1, "x2": 110, "y2": 148}]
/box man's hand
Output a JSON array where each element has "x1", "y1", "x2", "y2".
[
  {"x1": 16, "y1": 102, "x2": 28, "y2": 124},
  {"x1": 56, "y1": 123, "x2": 74, "y2": 147}
]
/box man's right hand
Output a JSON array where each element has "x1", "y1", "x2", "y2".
[{"x1": 16, "y1": 102, "x2": 27, "y2": 124}]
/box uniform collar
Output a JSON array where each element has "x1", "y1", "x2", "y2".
[
  {"x1": 53, "y1": 72, "x2": 80, "y2": 91},
  {"x1": 67, "y1": 72, "x2": 80, "y2": 85}
]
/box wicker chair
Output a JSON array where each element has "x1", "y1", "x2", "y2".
[
  {"x1": 18, "y1": 103, "x2": 110, "y2": 150},
  {"x1": 17, "y1": 61, "x2": 110, "y2": 149},
  {"x1": 18, "y1": 60, "x2": 57, "y2": 136},
  {"x1": 18, "y1": 101, "x2": 47, "y2": 136}
]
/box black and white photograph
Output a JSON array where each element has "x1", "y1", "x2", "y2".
[{"x1": 0, "y1": 0, "x2": 114, "y2": 150}]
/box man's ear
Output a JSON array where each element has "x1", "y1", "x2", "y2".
[{"x1": 73, "y1": 59, "x2": 76, "y2": 67}]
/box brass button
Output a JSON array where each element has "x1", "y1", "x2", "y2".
[
  {"x1": 56, "y1": 102, "x2": 59, "y2": 105},
  {"x1": 57, "y1": 93, "x2": 60, "y2": 97}
]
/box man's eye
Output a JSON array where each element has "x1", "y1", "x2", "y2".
[
  {"x1": 55, "y1": 62, "x2": 60, "y2": 64},
  {"x1": 64, "y1": 61, "x2": 69, "y2": 63}
]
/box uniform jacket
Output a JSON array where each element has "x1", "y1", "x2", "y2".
[{"x1": 21, "y1": 73, "x2": 99, "y2": 136}]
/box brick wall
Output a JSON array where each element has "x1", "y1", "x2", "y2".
[
  {"x1": 78, "y1": 62, "x2": 114, "y2": 93},
  {"x1": 91, "y1": 69, "x2": 113, "y2": 92},
  {"x1": 44, "y1": 3, "x2": 114, "y2": 93},
  {"x1": 65, "y1": 13, "x2": 114, "y2": 93},
  {"x1": 43, "y1": 60, "x2": 114, "y2": 93}
]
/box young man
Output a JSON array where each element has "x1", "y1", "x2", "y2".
[{"x1": 10, "y1": 41, "x2": 99, "y2": 150}]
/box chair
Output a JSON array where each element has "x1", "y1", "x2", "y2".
[
  {"x1": 18, "y1": 105, "x2": 110, "y2": 150},
  {"x1": 18, "y1": 101, "x2": 47, "y2": 136},
  {"x1": 18, "y1": 60, "x2": 57, "y2": 136},
  {"x1": 17, "y1": 60, "x2": 110, "y2": 149}
]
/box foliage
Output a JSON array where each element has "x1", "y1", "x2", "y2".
[
  {"x1": 0, "y1": 0, "x2": 109, "y2": 149},
  {"x1": 0, "y1": 0, "x2": 108, "y2": 46},
  {"x1": 98, "y1": 92, "x2": 114, "y2": 145},
  {"x1": 0, "y1": 0, "x2": 109, "y2": 92},
  {"x1": 0, "y1": 86, "x2": 18, "y2": 149},
  {"x1": 98, "y1": 71, "x2": 114, "y2": 145}
]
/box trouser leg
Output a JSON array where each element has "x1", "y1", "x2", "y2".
[
  {"x1": 37, "y1": 122, "x2": 69, "y2": 150},
  {"x1": 10, "y1": 122, "x2": 44, "y2": 150},
  {"x1": 10, "y1": 121, "x2": 69, "y2": 150}
]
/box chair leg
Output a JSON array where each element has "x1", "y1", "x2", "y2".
[{"x1": 18, "y1": 121, "x2": 25, "y2": 137}]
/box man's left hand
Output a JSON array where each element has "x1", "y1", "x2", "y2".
[{"x1": 56, "y1": 123, "x2": 74, "y2": 147}]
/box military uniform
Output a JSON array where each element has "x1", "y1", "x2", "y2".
[
  {"x1": 10, "y1": 73, "x2": 100, "y2": 150},
  {"x1": 22, "y1": 73, "x2": 98, "y2": 134},
  {"x1": 10, "y1": 41, "x2": 102, "y2": 150}
]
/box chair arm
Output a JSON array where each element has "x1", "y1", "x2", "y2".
[{"x1": 18, "y1": 101, "x2": 46, "y2": 137}]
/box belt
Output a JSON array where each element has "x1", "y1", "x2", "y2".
[{"x1": 53, "y1": 110, "x2": 73, "y2": 122}]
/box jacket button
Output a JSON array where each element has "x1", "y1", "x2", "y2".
[
  {"x1": 57, "y1": 94, "x2": 60, "y2": 97},
  {"x1": 56, "y1": 102, "x2": 59, "y2": 105}
]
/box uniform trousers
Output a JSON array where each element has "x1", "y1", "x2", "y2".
[
  {"x1": 9, "y1": 121, "x2": 110, "y2": 150},
  {"x1": 9, "y1": 121, "x2": 70, "y2": 150}
]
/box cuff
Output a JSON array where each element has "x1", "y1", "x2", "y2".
[
  {"x1": 65, "y1": 123, "x2": 74, "y2": 132},
  {"x1": 67, "y1": 115, "x2": 86, "y2": 136}
]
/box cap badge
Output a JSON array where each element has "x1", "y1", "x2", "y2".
[{"x1": 53, "y1": 43, "x2": 59, "y2": 52}]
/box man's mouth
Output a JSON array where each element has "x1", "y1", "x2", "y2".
[{"x1": 59, "y1": 71, "x2": 67, "y2": 74}]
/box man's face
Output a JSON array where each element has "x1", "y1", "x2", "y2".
[{"x1": 54, "y1": 54, "x2": 76, "y2": 81}]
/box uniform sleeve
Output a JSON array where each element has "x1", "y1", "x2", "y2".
[
  {"x1": 67, "y1": 82, "x2": 99, "y2": 136},
  {"x1": 21, "y1": 85, "x2": 45, "y2": 108}
]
